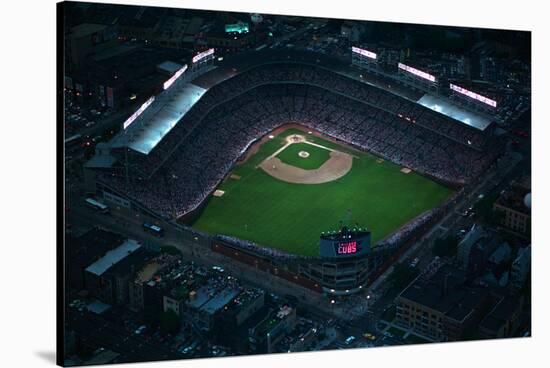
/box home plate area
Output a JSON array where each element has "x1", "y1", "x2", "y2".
[{"x1": 259, "y1": 134, "x2": 353, "y2": 184}]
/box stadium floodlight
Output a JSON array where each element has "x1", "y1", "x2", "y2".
[
  {"x1": 123, "y1": 96, "x2": 155, "y2": 130},
  {"x1": 398, "y1": 62, "x2": 436, "y2": 82},
  {"x1": 450, "y1": 83, "x2": 497, "y2": 107},
  {"x1": 352, "y1": 46, "x2": 377, "y2": 60},
  {"x1": 192, "y1": 48, "x2": 215, "y2": 64},
  {"x1": 163, "y1": 64, "x2": 188, "y2": 90}
]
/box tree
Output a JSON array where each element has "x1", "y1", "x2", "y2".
[
  {"x1": 160, "y1": 310, "x2": 181, "y2": 335},
  {"x1": 432, "y1": 235, "x2": 458, "y2": 257},
  {"x1": 474, "y1": 192, "x2": 500, "y2": 224},
  {"x1": 160, "y1": 245, "x2": 182, "y2": 256},
  {"x1": 389, "y1": 263, "x2": 419, "y2": 289}
]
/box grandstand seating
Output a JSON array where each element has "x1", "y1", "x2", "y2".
[{"x1": 98, "y1": 63, "x2": 498, "y2": 219}]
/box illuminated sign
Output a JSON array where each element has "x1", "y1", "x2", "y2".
[
  {"x1": 319, "y1": 230, "x2": 371, "y2": 258},
  {"x1": 192, "y1": 48, "x2": 215, "y2": 64},
  {"x1": 352, "y1": 46, "x2": 377, "y2": 60},
  {"x1": 336, "y1": 241, "x2": 357, "y2": 255},
  {"x1": 123, "y1": 96, "x2": 155, "y2": 130},
  {"x1": 449, "y1": 83, "x2": 497, "y2": 107},
  {"x1": 163, "y1": 64, "x2": 188, "y2": 90},
  {"x1": 398, "y1": 63, "x2": 436, "y2": 82},
  {"x1": 225, "y1": 22, "x2": 249, "y2": 34}
]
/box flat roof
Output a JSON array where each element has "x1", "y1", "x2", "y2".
[
  {"x1": 85, "y1": 239, "x2": 141, "y2": 276},
  {"x1": 84, "y1": 154, "x2": 117, "y2": 169},
  {"x1": 93, "y1": 44, "x2": 140, "y2": 62},
  {"x1": 186, "y1": 286, "x2": 213, "y2": 309},
  {"x1": 398, "y1": 265, "x2": 485, "y2": 321},
  {"x1": 70, "y1": 23, "x2": 107, "y2": 38},
  {"x1": 111, "y1": 83, "x2": 207, "y2": 155},
  {"x1": 201, "y1": 288, "x2": 241, "y2": 315},
  {"x1": 157, "y1": 61, "x2": 183, "y2": 75},
  {"x1": 135, "y1": 260, "x2": 162, "y2": 283},
  {"x1": 86, "y1": 300, "x2": 111, "y2": 315},
  {"x1": 417, "y1": 94, "x2": 493, "y2": 131}
]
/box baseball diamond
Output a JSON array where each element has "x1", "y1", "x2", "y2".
[{"x1": 191, "y1": 127, "x2": 453, "y2": 256}]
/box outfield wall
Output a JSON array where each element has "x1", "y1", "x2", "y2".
[
  {"x1": 211, "y1": 241, "x2": 323, "y2": 293},
  {"x1": 190, "y1": 181, "x2": 465, "y2": 295}
]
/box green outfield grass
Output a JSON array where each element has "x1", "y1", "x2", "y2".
[
  {"x1": 276, "y1": 142, "x2": 331, "y2": 170},
  {"x1": 191, "y1": 128, "x2": 453, "y2": 257}
]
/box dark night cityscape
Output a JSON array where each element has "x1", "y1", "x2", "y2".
[{"x1": 59, "y1": 1, "x2": 531, "y2": 366}]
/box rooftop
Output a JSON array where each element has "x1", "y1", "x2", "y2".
[
  {"x1": 417, "y1": 94, "x2": 493, "y2": 131},
  {"x1": 70, "y1": 23, "x2": 107, "y2": 38},
  {"x1": 513, "y1": 246, "x2": 531, "y2": 269},
  {"x1": 86, "y1": 300, "x2": 112, "y2": 315},
  {"x1": 110, "y1": 82, "x2": 207, "y2": 155},
  {"x1": 186, "y1": 285, "x2": 214, "y2": 309},
  {"x1": 201, "y1": 288, "x2": 241, "y2": 315},
  {"x1": 157, "y1": 61, "x2": 184, "y2": 75},
  {"x1": 86, "y1": 46, "x2": 188, "y2": 85},
  {"x1": 132, "y1": 253, "x2": 180, "y2": 284},
  {"x1": 399, "y1": 264, "x2": 487, "y2": 322},
  {"x1": 459, "y1": 225, "x2": 488, "y2": 250},
  {"x1": 479, "y1": 296, "x2": 520, "y2": 333},
  {"x1": 85, "y1": 239, "x2": 142, "y2": 276},
  {"x1": 254, "y1": 305, "x2": 294, "y2": 337},
  {"x1": 228, "y1": 288, "x2": 265, "y2": 312},
  {"x1": 66, "y1": 228, "x2": 125, "y2": 288},
  {"x1": 488, "y1": 242, "x2": 512, "y2": 265},
  {"x1": 495, "y1": 185, "x2": 531, "y2": 215}
]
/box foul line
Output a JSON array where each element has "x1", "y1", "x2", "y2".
[
  {"x1": 302, "y1": 140, "x2": 336, "y2": 152},
  {"x1": 259, "y1": 134, "x2": 358, "y2": 168},
  {"x1": 265, "y1": 141, "x2": 293, "y2": 161},
  {"x1": 302, "y1": 140, "x2": 359, "y2": 159}
]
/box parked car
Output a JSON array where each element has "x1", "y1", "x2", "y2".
[{"x1": 344, "y1": 336, "x2": 356, "y2": 345}]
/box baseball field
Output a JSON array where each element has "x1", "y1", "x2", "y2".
[{"x1": 191, "y1": 127, "x2": 453, "y2": 256}]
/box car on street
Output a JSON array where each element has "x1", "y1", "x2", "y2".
[{"x1": 344, "y1": 336, "x2": 356, "y2": 345}]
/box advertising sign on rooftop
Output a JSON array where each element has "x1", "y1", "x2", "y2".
[{"x1": 398, "y1": 62, "x2": 436, "y2": 82}]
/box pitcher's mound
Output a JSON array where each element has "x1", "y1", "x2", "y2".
[{"x1": 298, "y1": 151, "x2": 310, "y2": 158}]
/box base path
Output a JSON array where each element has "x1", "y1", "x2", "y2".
[{"x1": 260, "y1": 150, "x2": 353, "y2": 184}]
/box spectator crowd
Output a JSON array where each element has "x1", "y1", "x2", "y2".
[{"x1": 98, "y1": 63, "x2": 499, "y2": 220}]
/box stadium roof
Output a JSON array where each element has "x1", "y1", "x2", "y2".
[
  {"x1": 417, "y1": 94, "x2": 493, "y2": 131},
  {"x1": 157, "y1": 61, "x2": 183, "y2": 75},
  {"x1": 85, "y1": 239, "x2": 141, "y2": 276},
  {"x1": 192, "y1": 50, "x2": 488, "y2": 131},
  {"x1": 110, "y1": 83, "x2": 207, "y2": 155},
  {"x1": 105, "y1": 49, "x2": 491, "y2": 160}
]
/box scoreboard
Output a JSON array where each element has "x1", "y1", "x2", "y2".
[{"x1": 319, "y1": 227, "x2": 371, "y2": 258}]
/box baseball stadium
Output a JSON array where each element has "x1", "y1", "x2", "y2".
[{"x1": 84, "y1": 49, "x2": 499, "y2": 294}]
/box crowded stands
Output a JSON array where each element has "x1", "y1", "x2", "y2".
[{"x1": 98, "y1": 63, "x2": 498, "y2": 220}]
